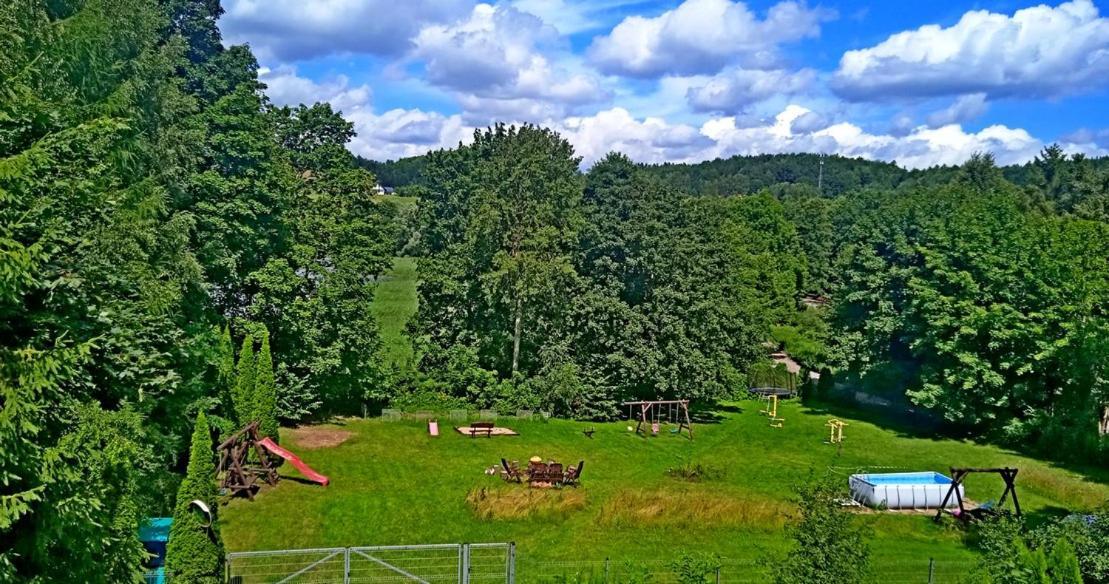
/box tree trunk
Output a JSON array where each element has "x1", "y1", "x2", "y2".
[{"x1": 511, "y1": 295, "x2": 523, "y2": 375}]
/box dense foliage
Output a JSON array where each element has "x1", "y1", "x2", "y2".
[
  {"x1": 971, "y1": 514, "x2": 1108, "y2": 584},
  {"x1": 3, "y1": 0, "x2": 1107, "y2": 577},
  {"x1": 412, "y1": 140, "x2": 800, "y2": 417},
  {"x1": 774, "y1": 475, "x2": 870, "y2": 584},
  {"x1": 1, "y1": 0, "x2": 395, "y2": 579}
]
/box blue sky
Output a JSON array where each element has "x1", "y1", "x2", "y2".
[{"x1": 217, "y1": 0, "x2": 1109, "y2": 167}]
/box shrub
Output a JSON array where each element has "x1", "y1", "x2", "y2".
[
  {"x1": 668, "y1": 551, "x2": 722, "y2": 584},
  {"x1": 774, "y1": 474, "x2": 870, "y2": 584},
  {"x1": 165, "y1": 412, "x2": 225, "y2": 583},
  {"x1": 233, "y1": 334, "x2": 255, "y2": 425},
  {"x1": 253, "y1": 333, "x2": 279, "y2": 441}
]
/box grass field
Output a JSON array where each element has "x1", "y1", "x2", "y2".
[
  {"x1": 221, "y1": 401, "x2": 1109, "y2": 582},
  {"x1": 223, "y1": 254, "x2": 1108, "y2": 582},
  {"x1": 370, "y1": 257, "x2": 418, "y2": 371}
]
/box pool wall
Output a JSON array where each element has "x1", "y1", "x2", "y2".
[{"x1": 848, "y1": 472, "x2": 962, "y2": 509}]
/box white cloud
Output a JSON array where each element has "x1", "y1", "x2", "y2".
[
  {"x1": 347, "y1": 108, "x2": 474, "y2": 160},
  {"x1": 551, "y1": 105, "x2": 1062, "y2": 169},
  {"x1": 510, "y1": 0, "x2": 642, "y2": 35},
  {"x1": 260, "y1": 66, "x2": 372, "y2": 114},
  {"x1": 588, "y1": 0, "x2": 833, "y2": 77},
  {"x1": 344, "y1": 101, "x2": 1101, "y2": 169},
  {"x1": 557, "y1": 108, "x2": 714, "y2": 164},
  {"x1": 1060, "y1": 127, "x2": 1109, "y2": 150},
  {"x1": 412, "y1": 4, "x2": 607, "y2": 119},
  {"x1": 686, "y1": 67, "x2": 816, "y2": 112},
  {"x1": 832, "y1": 0, "x2": 1109, "y2": 100},
  {"x1": 926, "y1": 93, "x2": 988, "y2": 128},
  {"x1": 219, "y1": 0, "x2": 472, "y2": 61}
]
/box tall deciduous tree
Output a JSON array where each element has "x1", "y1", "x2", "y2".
[{"x1": 417, "y1": 124, "x2": 582, "y2": 378}]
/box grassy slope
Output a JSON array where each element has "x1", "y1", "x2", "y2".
[
  {"x1": 222, "y1": 402, "x2": 1109, "y2": 581},
  {"x1": 370, "y1": 257, "x2": 418, "y2": 371}
]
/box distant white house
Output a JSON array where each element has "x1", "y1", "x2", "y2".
[{"x1": 371, "y1": 184, "x2": 395, "y2": 195}]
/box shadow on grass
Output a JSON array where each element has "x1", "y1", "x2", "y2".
[{"x1": 801, "y1": 395, "x2": 1109, "y2": 489}]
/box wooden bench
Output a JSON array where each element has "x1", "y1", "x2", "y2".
[{"x1": 470, "y1": 421, "x2": 495, "y2": 438}]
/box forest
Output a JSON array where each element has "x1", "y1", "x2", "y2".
[{"x1": 1, "y1": 0, "x2": 1107, "y2": 582}]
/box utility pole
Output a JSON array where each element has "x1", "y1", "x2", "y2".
[{"x1": 817, "y1": 154, "x2": 825, "y2": 193}]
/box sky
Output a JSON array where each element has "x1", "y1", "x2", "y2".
[{"x1": 217, "y1": 0, "x2": 1109, "y2": 168}]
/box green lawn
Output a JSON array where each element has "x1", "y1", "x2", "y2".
[
  {"x1": 221, "y1": 402, "x2": 1109, "y2": 582},
  {"x1": 371, "y1": 257, "x2": 418, "y2": 372}
]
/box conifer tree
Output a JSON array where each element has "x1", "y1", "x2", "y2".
[
  {"x1": 254, "y1": 332, "x2": 280, "y2": 441},
  {"x1": 165, "y1": 412, "x2": 224, "y2": 583},
  {"x1": 1048, "y1": 540, "x2": 1082, "y2": 584},
  {"x1": 217, "y1": 325, "x2": 236, "y2": 419},
  {"x1": 233, "y1": 334, "x2": 256, "y2": 424}
]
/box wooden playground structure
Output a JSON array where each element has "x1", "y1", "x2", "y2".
[
  {"x1": 218, "y1": 422, "x2": 329, "y2": 501},
  {"x1": 934, "y1": 467, "x2": 1022, "y2": 523},
  {"x1": 218, "y1": 422, "x2": 277, "y2": 500},
  {"x1": 623, "y1": 400, "x2": 694, "y2": 440}
]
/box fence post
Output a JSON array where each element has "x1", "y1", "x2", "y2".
[
  {"x1": 344, "y1": 548, "x2": 351, "y2": 584},
  {"x1": 928, "y1": 558, "x2": 935, "y2": 584},
  {"x1": 715, "y1": 566, "x2": 721, "y2": 584},
  {"x1": 507, "y1": 543, "x2": 516, "y2": 584},
  {"x1": 604, "y1": 557, "x2": 610, "y2": 583},
  {"x1": 461, "y1": 543, "x2": 471, "y2": 584}
]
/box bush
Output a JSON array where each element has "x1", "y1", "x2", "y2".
[
  {"x1": 774, "y1": 473, "x2": 870, "y2": 584},
  {"x1": 232, "y1": 334, "x2": 256, "y2": 425},
  {"x1": 253, "y1": 333, "x2": 279, "y2": 441},
  {"x1": 165, "y1": 412, "x2": 225, "y2": 583},
  {"x1": 668, "y1": 551, "x2": 722, "y2": 584}
]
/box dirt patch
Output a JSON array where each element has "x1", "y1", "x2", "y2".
[
  {"x1": 285, "y1": 426, "x2": 352, "y2": 449},
  {"x1": 467, "y1": 487, "x2": 587, "y2": 520}
]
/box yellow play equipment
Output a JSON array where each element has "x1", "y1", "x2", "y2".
[
  {"x1": 760, "y1": 395, "x2": 785, "y2": 428},
  {"x1": 825, "y1": 419, "x2": 847, "y2": 444}
]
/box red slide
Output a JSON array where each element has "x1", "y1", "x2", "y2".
[{"x1": 258, "y1": 437, "x2": 330, "y2": 486}]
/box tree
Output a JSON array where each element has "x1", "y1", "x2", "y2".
[
  {"x1": 217, "y1": 324, "x2": 236, "y2": 417},
  {"x1": 1048, "y1": 540, "x2": 1082, "y2": 584},
  {"x1": 166, "y1": 412, "x2": 224, "y2": 584},
  {"x1": 234, "y1": 334, "x2": 256, "y2": 424},
  {"x1": 416, "y1": 125, "x2": 582, "y2": 381},
  {"x1": 254, "y1": 332, "x2": 279, "y2": 441},
  {"x1": 774, "y1": 475, "x2": 870, "y2": 584}
]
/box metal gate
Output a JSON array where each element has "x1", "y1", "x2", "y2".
[{"x1": 227, "y1": 543, "x2": 515, "y2": 584}]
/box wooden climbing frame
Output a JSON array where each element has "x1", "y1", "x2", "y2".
[{"x1": 217, "y1": 422, "x2": 277, "y2": 500}]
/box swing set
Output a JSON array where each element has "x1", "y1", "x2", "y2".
[{"x1": 623, "y1": 400, "x2": 694, "y2": 440}]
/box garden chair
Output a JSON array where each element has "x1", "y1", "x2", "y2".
[
  {"x1": 547, "y1": 462, "x2": 564, "y2": 486},
  {"x1": 563, "y1": 461, "x2": 584, "y2": 486},
  {"x1": 500, "y1": 458, "x2": 523, "y2": 483}
]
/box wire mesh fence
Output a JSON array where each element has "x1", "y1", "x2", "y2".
[
  {"x1": 227, "y1": 543, "x2": 514, "y2": 584},
  {"x1": 226, "y1": 545, "x2": 974, "y2": 584},
  {"x1": 516, "y1": 557, "x2": 979, "y2": 583}
]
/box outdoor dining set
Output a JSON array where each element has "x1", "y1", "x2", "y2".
[{"x1": 500, "y1": 458, "x2": 584, "y2": 487}]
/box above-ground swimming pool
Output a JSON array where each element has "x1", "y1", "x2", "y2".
[{"x1": 849, "y1": 472, "x2": 962, "y2": 509}]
